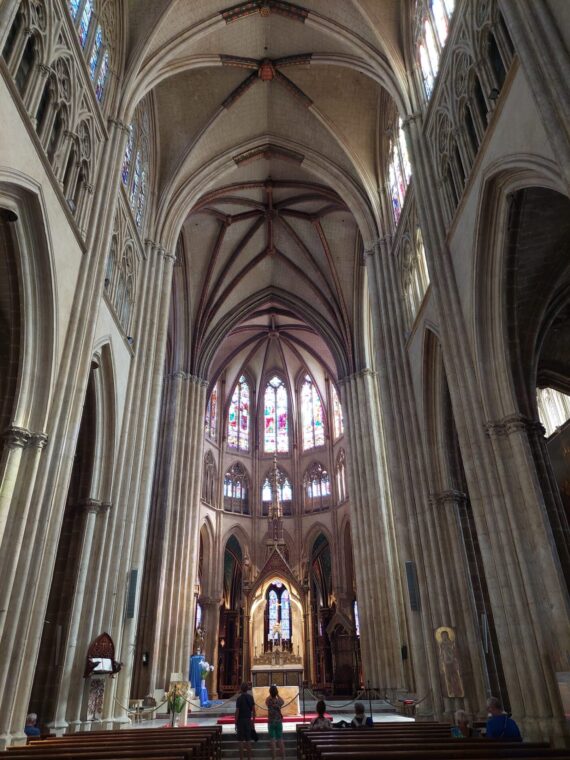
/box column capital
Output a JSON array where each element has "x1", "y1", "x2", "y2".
[
  {"x1": 401, "y1": 111, "x2": 422, "y2": 129},
  {"x1": 100, "y1": 501, "x2": 112, "y2": 513},
  {"x1": 429, "y1": 489, "x2": 467, "y2": 507},
  {"x1": 107, "y1": 116, "x2": 130, "y2": 134},
  {"x1": 485, "y1": 413, "x2": 545, "y2": 438},
  {"x1": 364, "y1": 234, "x2": 393, "y2": 257},
  {"x1": 79, "y1": 497, "x2": 102, "y2": 514},
  {"x1": 3, "y1": 425, "x2": 31, "y2": 448},
  {"x1": 170, "y1": 371, "x2": 208, "y2": 387},
  {"x1": 30, "y1": 432, "x2": 49, "y2": 449},
  {"x1": 339, "y1": 367, "x2": 375, "y2": 386}
]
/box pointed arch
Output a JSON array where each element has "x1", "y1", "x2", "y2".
[
  {"x1": 226, "y1": 373, "x2": 252, "y2": 452},
  {"x1": 299, "y1": 372, "x2": 326, "y2": 451},
  {"x1": 261, "y1": 372, "x2": 289, "y2": 454}
]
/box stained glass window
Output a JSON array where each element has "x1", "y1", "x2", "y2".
[
  {"x1": 281, "y1": 590, "x2": 291, "y2": 640},
  {"x1": 264, "y1": 375, "x2": 288, "y2": 453},
  {"x1": 304, "y1": 462, "x2": 330, "y2": 512},
  {"x1": 331, "y1": 385, "x2": 344, "y2": 439},
  {"x1": 301, "y1": 374, "x2": 325, "y2": 450},
  {"x1": 88, "y1": 24, "x2": 102, "y2": 79},
  {"x1": 205, "y1": 386, "x2": 218, "y2": 439},
  {"x1": 78, "y1": 0, "x2": 93, "y2": 47},
  {"x1": 388, "y1": 118, "x2": 412, "y2": 225},
  {"x1": 121, "y1": 127, "x2": 134, "y2": 186},
  {"x1": 223, "y1": 462, "x2": 249, "y2": 513},
  {"x1": 135, "y1": 168, "x2": 147, "y2": 228},
  {"x1": 336, "y1": 450, "x2": 347, "y2": 502},
  {"x1": 69, "y1": 0, "x2": 81, "y2": 20},
  {"x1": 417, "y1": 0, "x2": 456, "y2": 101},
  {"x1": 130, "y1": 149, "x2": 142, "y2": 208},
  {"x1": 354, "y1": 600, "x2": 360, "y2": 638},
  {"x1": 228, "y1": 375, "x2": 250, "y2": 451},
  {"x1": 95, "y1": 48, "x2": 109, "y2": 101},
  {"x1": 261, "y1": 468, "x2": 293, "y2": 515},
  {"x1": 268, "y1": 590, "x2": 278, "y2": 642}
]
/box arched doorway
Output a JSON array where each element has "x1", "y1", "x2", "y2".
[
  {"x1": 309, "y1": 533, "x2": 334, "y2": 692},
  {"x1": 218, "y1": 535, "x2": 243, "y2": 696}
]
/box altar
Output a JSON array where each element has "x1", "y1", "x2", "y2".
[{"x1": 251, "y1": 649, "x2": 303, "y2": 716}]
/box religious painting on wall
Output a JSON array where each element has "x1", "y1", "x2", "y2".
[{"x1": 435, "y1": 626, "x2": 464, "y2": 698}]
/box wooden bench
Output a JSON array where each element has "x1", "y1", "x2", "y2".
[{"x1": 8, "y1": 726, "x2": 222, "y2": 760}]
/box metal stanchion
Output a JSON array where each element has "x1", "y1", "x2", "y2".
[
  {"x1": 367, "y1": 680, "x2": 373, "y2": 722},
  {"x1": 302, "y1": 680, "x2": 308, "y2": 723}
]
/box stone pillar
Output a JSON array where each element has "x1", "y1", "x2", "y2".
[
  {"x1": 48, "y1": 500, "x2": 113, "y2": 733},
  {"x1": 498, "y1": 0, "x2": 570, "y2": 194},
  {"x1": 151, "y1": 373, "x2": 207, "y2": 693},
  {"x1": 0, "y1": 114, "x2": 129, "y2": 750},
  {"x1": 404, "y1": 109, "x2": 570, "y2": 743},
  {"x1": 99, "y1": 243, "x2": 177, "y2": 727},
  {"x1": 200, "y1": 597, "x2": 222, "y2": 698},
  {"x1": 341, "y1": 369, "x2": 405, "y2": 692},
  {"x1": 427, "y1": 491, "x2": 489, "y2": 719}
]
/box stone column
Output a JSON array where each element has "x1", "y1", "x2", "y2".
[
  {"x1": 200, "y1": 597, "x2": 222, "y2": 698},
  {"x1": 404, "y1": 109, "x2": 570, "y2": 743},
  {"x1": 498, "y1": 0, "x2": 570, "y2": 194},
  {"x1": 100, "y1": 244, "x2": 178, "y2": 727},
  {"x1": 341, "y1": 369, "x2": 405, "y2": 692},
  {"x1": 152, "y1": 374, "x2": 207, "y2": 691},
  {"x1": 363, "y1": 238, "x2": 437, "y2": 712},
  {"x1": 0, "y1": 114, "x2": 129, "y2": 749},
  {"x1": 427, "y1": 491, "x2": 489, "y2": 718}
]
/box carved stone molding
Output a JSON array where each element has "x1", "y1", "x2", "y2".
[
  {"x1": 171, "y1": 371, "x2": 208, "y2": 387},
  {"x1": 485, "y1": 414, "x2": 545, "y2": 438},
  {"x1": 30, "y1": 432, "x2": 49, "y2": 449},
  {"x1": 429, "y1": 489, "x2": 467, "y2": 507},
  {"x1": 340, "y1": 367, "x2": 376, "y2": 385},
  {"x1": 107, "y1": 117, "x2": 130, "y2": 134},
  {"x1": 3, "y1": 425, "x2": 31, "y2": 448},
  {"x1": 100, "y1": 501, "x2": 112, "y2": 513},
  {"x1": 79, "y1": 498, "x2": 102, "y2": 515}
]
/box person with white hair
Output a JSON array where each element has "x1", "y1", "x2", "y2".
[{"x1": 24, "y1": 713, "x2": 40, "y2": 737}]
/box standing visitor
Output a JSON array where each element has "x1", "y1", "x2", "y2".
[
  {"x1": 235, "y1": 682, "x2": 255, "y2": 760},
  {"x1": 266, "y1": 684, "x2": 285, "y2": 760}
]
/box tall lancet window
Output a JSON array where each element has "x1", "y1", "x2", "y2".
[
  {"x1": 388, "y1": 118, "x2": 412, "y2": 225},
  {"x1": 331, "y1": 384, "x2": 344, "y2": 440},
  {"x1": 261, "y1": 467, "x2": 293, "y2": 516},
  {"x1": 264, "y1": 375, "x2": 288, "y2": 453},
  {"x1": 301, "y1": 374, "x2": 325, "y2": 450},
  {"x1": 281, "y1": 590, "x2": 291, "y2": 640},
  {"x1": 228, "y1": 375, "x2": 250, "y2": 451},
  {"x1": 416, "y1": 0, "x2": 456, "y2": 100},
  {"x1": 205, "y1": 385, "x2": 218, "y2": 440}
]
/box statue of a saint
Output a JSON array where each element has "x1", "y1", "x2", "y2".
[{"x1": 435, "y1": 626, "x2": 464, "y2": 698}]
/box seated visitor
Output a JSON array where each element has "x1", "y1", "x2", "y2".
[
  {"x1": 451, "y1": 709, "x2": 478, "y2": 738},
  {"x1": 24, "y1": 713, "x2": 40, "y2": 737},
  {"x1": 351, "y1": 702, "x2": 372, "y2": 728},
  {"x1": 310, "y1": 700, "x2": 332, "y2": 730},
  {"x1": 485, "y1": 697, "x2": 522, "y2": 741}
]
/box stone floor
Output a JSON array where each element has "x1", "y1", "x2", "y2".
[{"x1": 127, "y1": 697, "x2": 413, "y2": 734}]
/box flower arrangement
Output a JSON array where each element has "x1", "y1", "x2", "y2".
[
  {"x1": 199, "y1": 660, "x2": 215, "y2": 680},
  {"x1": 166, "y1": 682, "x2": 189, "y2": 715}
]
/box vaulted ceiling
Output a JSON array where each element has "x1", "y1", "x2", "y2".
[{"x1": 123, "y1": 0, "x2": 409, "y2": 381}]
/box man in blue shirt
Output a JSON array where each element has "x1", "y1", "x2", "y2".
[
  {"x1": 486, "y1": 697, "x2": 522, "y2": 741},
  {"x1": 24, "y1": 713, "x2": 40, "y2": 737}
]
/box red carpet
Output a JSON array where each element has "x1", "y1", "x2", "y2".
[{"x1": 217, "y1": 713, "x2": 331, "y2": 725}]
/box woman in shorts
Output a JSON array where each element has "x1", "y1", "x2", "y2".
[{"x1": 265, "y1": 684, "x2": 285, "y2": 760}]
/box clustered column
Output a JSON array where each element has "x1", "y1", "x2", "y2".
[
  {"x1": 151, "y1": 373, "x2": 208, "y2": 691},
  {"x1": 341, "y1": 368, "x2": 405, "y2": 692}
]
